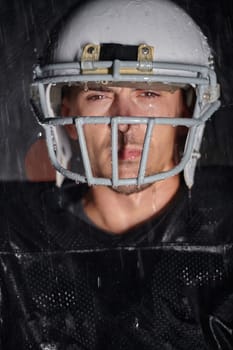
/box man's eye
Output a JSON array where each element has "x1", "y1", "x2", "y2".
[
  {"x1": 87, "y1": 94, "x2": 106, "y2": 101},
  {"x1": 139, "y1": 91, "x2": 160, "y2": 98}
]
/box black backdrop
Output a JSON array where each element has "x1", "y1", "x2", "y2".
[{"x1": 0, "y1": 0, "x2": 233, "y2": 180}]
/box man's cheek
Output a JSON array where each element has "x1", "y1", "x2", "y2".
[{"x1": 65, "y1": 125, "x2": 78, "y2": 140}]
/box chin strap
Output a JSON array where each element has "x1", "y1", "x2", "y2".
[
  {"x1": 54, "y1": 126, "x2": 72, "y2": 187},
  {"x1": 183, "y1": 123, "x2": 205, "y2": 189},
  {"x1": 44, "y1": 83, "x2": 72, "y2": 187}
]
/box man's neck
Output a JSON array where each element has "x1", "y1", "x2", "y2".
[{"x1": 82, "y1": 175, "x2": 180, "y2": 234}]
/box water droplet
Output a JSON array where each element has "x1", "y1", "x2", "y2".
[
  {"x1": 40, "y1": 343, "x2": 57, "y2": 350},
  {"x1": 84, "y1": 82, "x2": 88, "y2": 92},
  {"x1": 15, "y1": 253, "x2": 22, "y2": 259},
  {"x1": 134, "y1": 317, "x2": 139, "y2": 329},
  {"x1": 97, "y1": 276, "x2": 101, "y2": 288}
]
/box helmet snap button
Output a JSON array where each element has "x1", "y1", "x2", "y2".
[
  {"x1": 87, "y1": 46, "x2": 95, "y2": 54},
  {"x1": 142, "y1": 47, "x2": 150, "y2": 56}
]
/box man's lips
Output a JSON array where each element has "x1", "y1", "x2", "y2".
[{"x1": 118, "y1": 148, "x2": 142, "y2": 161}]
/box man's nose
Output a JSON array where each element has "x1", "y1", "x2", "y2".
[
  {"x1": 109, "y1": 94, "x2": 132, "y2": 133},
  {"x1": 117, "y1": 122, "x2": 130, "y2": 133}
]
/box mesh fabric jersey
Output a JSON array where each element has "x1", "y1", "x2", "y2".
[{"x1": 0, "y1": 166, "x2": 233, "y2": 349}]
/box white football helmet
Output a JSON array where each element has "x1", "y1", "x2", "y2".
[{"x1": 31, "y1": 0, "x2": 220, "y2": 188}]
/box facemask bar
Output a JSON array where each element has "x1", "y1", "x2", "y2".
[
  {"x1": 77, "y1": 116, "x2": 202, "y2": 187},
  {"x1": 42, "y1": 102, "x2": 219, "y2": 187},
  {"x1": 31, "y1": 59, "x2": 220, "y2": 188},
  {"x1": 33, "y1": 60, "x2": 219, "y2": 101}
]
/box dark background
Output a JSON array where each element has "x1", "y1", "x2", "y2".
[{"x1": 0, "y1": 0, "x2": 233, "y2": 180}]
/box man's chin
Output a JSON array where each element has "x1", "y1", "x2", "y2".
[
  {"x1": 111, "y1": 183, "x2": 152, "y2": 195},
  {"x1": 92, "y1": 166, "x2": 155, "y2": 194}
]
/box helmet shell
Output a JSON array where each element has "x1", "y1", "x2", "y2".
[{"x1": 52, "y1": 0, "x2": 211, "y2": 66}]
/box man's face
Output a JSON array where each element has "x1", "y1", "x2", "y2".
[{"x1": 62, "y1": 86, "x2": 187, "y2": 194}]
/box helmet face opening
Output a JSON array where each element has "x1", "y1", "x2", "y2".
[{"x1": 30, "y1": 0, "x2": 221, "y2": 188}]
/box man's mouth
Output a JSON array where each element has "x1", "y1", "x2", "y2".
[{"x1": 118, "y1": 148, "x2": 142, "y2": 161}]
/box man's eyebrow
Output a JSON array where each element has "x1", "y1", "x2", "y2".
[
  {"x1": 84, "y1": 87, "x2": 160, "y2": 92},
  {"x1": 84, "y1": 86, "x2": 113, "y2": 92}
]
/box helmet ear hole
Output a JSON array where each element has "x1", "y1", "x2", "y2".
[{"x1": 183, "y1": 87, "x2": 196, "y2": 114}]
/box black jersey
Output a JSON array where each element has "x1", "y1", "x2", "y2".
[{"x1": 0, "y1": 166, "x2": 233, "y2": 349}]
